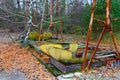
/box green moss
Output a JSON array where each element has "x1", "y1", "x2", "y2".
[
  {"x1": 29, "y1": 31, "x2": 52, "y2": 40},
  {"x1": 42, "y1": 32, "x2": 52, "y2": 40},
  {"x1": 29, "y1": 32, "x2": 39, "y2": 40}
]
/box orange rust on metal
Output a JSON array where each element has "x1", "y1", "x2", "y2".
[
  {"x1": 109, "y1": 30, "x2": 120, "y2": 60},
  {"x1": 105, "y1": 0, "x2": 111, "y2": 31},
  {"x1": 106, "y1": 0, "x2": 120, "y2": 60},
  {"x1": 93, "y1": 18, "x2": 105, "y2": 23},
  {"x1": 82, "y1": 0, "x2": 96, "y2": 73},
  {"x1": 86, "y1": 27, "x2": 106, "y2": 71},
  {"x1": 83, "y1": 0, "x2": 120, "y2": 72}
]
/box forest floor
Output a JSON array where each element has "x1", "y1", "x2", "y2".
[
  {"x1": 0, "y1": 29, "x2": 120, "y2": 80},
  {"x1": 0, "y1": 30, "x2": 56, "y2": 80}
]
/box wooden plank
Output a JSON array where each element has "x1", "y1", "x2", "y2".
[{"x1": 50, "y1": 58, "x2": 81, "y2": 73}]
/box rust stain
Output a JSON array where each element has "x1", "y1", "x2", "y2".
[
  {"x1": 82, "y1": 0, "x2": 120, "y2": 72},
  {"x1": 82, "y1": 0, "x2": 96, "y2": 72}
]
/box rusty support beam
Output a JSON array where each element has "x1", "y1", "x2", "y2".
[
  {"x1": 94, "y1": 18, "x2": 105, "y2": 24},
  {"x1": 105, "y1": 0, "x2": 111, "y2": 31},
  {"x1": 86, "y1": 27, "x2": 106, "y2": 71},
  {"x1": 84, "y1": 0, "x2": 120, "y2": 72},
  {"x1": 82, "y1": 0, "x2": 96, "y2": 73},
  {"x1": 106, "y1": 0, "x2": 120, "y2": 60},
  {"x1": 109, "y1": 31, "x2": 120, "y2": 59}
]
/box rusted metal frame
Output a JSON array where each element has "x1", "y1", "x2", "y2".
[
  {"x1": 85, "y1": 0, "x2": 111, "y2": 71},
  {"x1": 106, "y1": 0, "x2": 120, "y2": 59},
  {"x1": 105, "y1": 0, "x2": 111, "y2": 31},
  {"x1": 109, "y1": 30, "x2": 120, "y2": 59},
  {"x1": 86, "y1": 27, "x2": 106, "y2": 71},
  {"x1": 56, "y1": 0, "x2": 64, "y2": 42},
  {"x1": 85, "y1": 0, "x2": 120, "y2": 71},
  {"x1": 82, "y1": 0, "x2": 96, "y2": 72},
  {"x1": 93, "y1": 18, "x2": 105, "y2": 23}
]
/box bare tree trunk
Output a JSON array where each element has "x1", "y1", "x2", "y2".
[{"x1": 17, "y1": 0, "x2": 21, "y2": 9}]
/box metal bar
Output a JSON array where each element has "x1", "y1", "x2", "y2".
[
  {"x1": 86, "y1": 27, "x2": 106, "y2": 71},
  {"x1": 106, "y1": 0, "x2": 120, "y2": 59},
  {"x1": 109, "y1": 31, "x2": 120, "y2": 59},
  {"x1": 82, "y1": 0, "x2": 96, "y2": 73},
  {"x1": 105, "y1": 0, "x2": 111, "y2": 31},
  {"x1": 94, "y1": 18, "x2": 105, "y2": 23}
]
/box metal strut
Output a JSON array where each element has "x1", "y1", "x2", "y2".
[{"x1": 82, "y1": 0, "x2": 120, "y2": 72}]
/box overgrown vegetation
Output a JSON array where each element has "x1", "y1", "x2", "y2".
[
  {"x1": 81, "y1": 0, "x2": 120, "y2": 42},
  {"x1": 0, "y1": 0, "x2": 120, "y2": 42}
]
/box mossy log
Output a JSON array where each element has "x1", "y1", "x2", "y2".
[{"x1": 40, "y1": 44, "x2": 92, "y2": 64}]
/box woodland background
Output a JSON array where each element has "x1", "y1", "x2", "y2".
[{"x1": 0, "y1": 0, "x2": 120, "y2": 41}]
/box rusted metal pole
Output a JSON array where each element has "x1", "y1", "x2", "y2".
[
  {"x1": 105, "y1": 0, "x2": 111, "y2": 31},
  {"x1": 86, "y1": 27, "x2": 106, "y2": 71},
  {"x1": 82, "y1": 0, "x2": 96, "y2": 72},
  {"x1": 109, "y1": 30, "x2": 120, "y2": 60},
  {"x1": 85, "y1": 0, "x2": 120, "y2": 71},
  {"x1": 106, "y1": 0, "x2": 120, "y2": 59}
]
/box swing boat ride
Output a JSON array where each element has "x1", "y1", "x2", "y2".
[{"x1": 21, "y1": 0, "x2": 120, "y2": 76}]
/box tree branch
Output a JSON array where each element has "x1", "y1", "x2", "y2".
[
  {"x1": 0, "y1": 7, "x2": 27, "y2": 18},
  {"x1": 0, "y1": 16, "x2": 26, "y2": 24}
]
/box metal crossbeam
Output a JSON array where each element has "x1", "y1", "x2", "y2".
[{"x1": 82, "y1": 0, "x2": 120, "y2": 72}]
